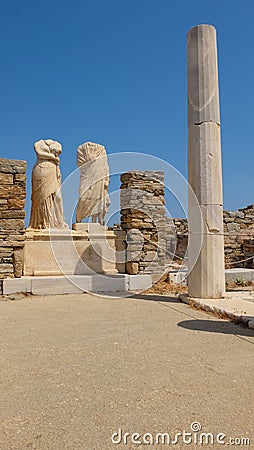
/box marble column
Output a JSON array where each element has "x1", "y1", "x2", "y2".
[{"x1": 187, "y1": 24, "x2": 225, "y2": 298}]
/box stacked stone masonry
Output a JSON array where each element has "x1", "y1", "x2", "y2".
[
  {"x1": 173, "y1": 205, "x2": 254, "y2": 268},
  {"x1": 120, "y1": 171, "x2": 175, "y2": 275},
  {"x1": 223, "y1": 205, "x2": 254, "y2": 268},
  {"x1": 0, "y1": 159, "x2": 26, "y2": 292}
]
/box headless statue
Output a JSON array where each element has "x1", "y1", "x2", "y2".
[{"x1": 76, "y1": 141, "x2": 110, "y2": 225}]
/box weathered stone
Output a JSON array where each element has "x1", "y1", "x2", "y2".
[
  {"x1": 187, "y1": 24, "x2": 225, "y2": 299},
  {"x1": 127, "y1": 243, "x2": 143, "y2": 251},
  {"x1": 126, "y1": 262, "x2": 139, "y2": 275},
  {"x1": 0, "y1": 210, "x2": 25, "y2": 219},
  {"x1": 0, "y1": 158, "x2": 26, "y2": 281},
  {"x1": 28, "y1": 139, "x2": 68, "y2": 229},
  {"x1": 228, "y1": 210, "x2": 244, "y2": 219},
  {"x1": 143, "y1": 243, "x2": 157, "y2": 251},
  {"x1": 7, "y1": 198, "x2": 26, "y2": 210},
  {"x1": 0, "y1": 249, "x2": 13, "y2": 255},
  {"x1": 143, "y1": 251, "x2": 156, "y2": 262},
  {"x1": 6, "y1": 234, "x2": 25, "y2": 241},
  {"x1": 14, "y1": 174, "x2": 26, "y2": 182},
  {"x1": 76, "y1": 141, "x2": 110, "y2": 225},
  {"x1": 0, "y1": 184, "x2": 26, "y2": 199},
  {"x1": 188, "y1": 122, "x2": 223, "y2": 205},
  {"x1": 0, "y1": 173, "x2": 13, "y2": 184},
  {"x1": 227, "y1": 222, "x2": 241, "y2": 233},
  {"x1": 0, "y1": 264, "x2": 14, "y2": 273},
  {"x1": 121, "y1": 171, "x2": 173, "y2": 274},
  {"x1": 13, "y1": 248, "x2": 24, "y2": 277},
  {"x1": 188, "y1": 24, "x2": 220, "y2": 126},
  {"x1": 0, "y1": 159, "x2": 26, "y2": 174},
  {"x1": 0, "y1": 219, "x2": 25, "y2": 231}
]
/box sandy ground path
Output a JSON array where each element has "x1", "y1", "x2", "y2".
[{"x1": 0, "y1": 292, "x2": 253, "y2": 449}]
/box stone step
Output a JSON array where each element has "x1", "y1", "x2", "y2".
[{"x1": 3, "y1": 274, "x2": 152, "y2": 296}]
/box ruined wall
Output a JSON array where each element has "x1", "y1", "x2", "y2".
[
  {"x1": 0, "y1": 159, "x2": 26, "y2": 291},
  {"x1": 223, "y1": 205, "x2": 254, "y2": 268},
  {"x1": 173, "y1": 205, "x2": 254, "y2": 268},
  {"x1": 172, "y1": 218, "x2": 188, "y2": 262},
  {"x1": 120, "y1": 171, "x2": 174, "y2": 275}
]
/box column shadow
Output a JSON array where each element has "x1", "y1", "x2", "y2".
[{"x1": 178, "y1": 319, "x2": 254, "y2": 336}]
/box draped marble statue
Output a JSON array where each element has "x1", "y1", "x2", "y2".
[
  {"x1": 76, "y1": 141, "x2": 110, "y2": 225},
  {"x1": 28, "y1": 139, "x2": 68, "y2": 229}
]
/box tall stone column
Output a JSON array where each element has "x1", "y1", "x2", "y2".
[{"x1": 187, "y1": 24, "x2": 225, "y2": 298}]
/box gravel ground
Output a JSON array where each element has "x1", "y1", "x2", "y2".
[{"x1": 0, "y1": 292, "x2": 253, "y2": 449}]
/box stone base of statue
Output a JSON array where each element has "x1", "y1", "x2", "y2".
[
  {"x1": 24, "y1": 227, "x2": 126, "y2": 276},
  {"x1": 72, "y1": 222, "x2": 107, "y2": 233}
]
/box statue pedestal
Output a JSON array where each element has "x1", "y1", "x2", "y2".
[
  {"x1": 24, "y1": 227, "x2": 126, "y2": 277},
  {"x1": 72, "y1": 223, "x2": 106, "y2": 234}
]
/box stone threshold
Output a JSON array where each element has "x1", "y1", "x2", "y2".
[
  {"x1": 3, "y1": 274, "x2": 152, "y2": 296},
  {"x1": 179, "y1": 292, "x2": 254, "y2": 329}
]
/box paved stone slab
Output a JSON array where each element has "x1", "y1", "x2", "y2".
[
  {"x1": 225, "y1": 268, "x2": 254, "y2": 282},
  {"x1": 179, "y1": 291, "x2": 254, "y2": 328},
  {"x1": 3, "y1": 277, "x2": 32, "y2": 294},
  {"x1": 2, "y1": 274, "x2": 153, "y2": 295}
]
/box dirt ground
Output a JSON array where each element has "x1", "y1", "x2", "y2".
[{"x1": 0, "y1": 292, "x2": 253, "y2": 449}]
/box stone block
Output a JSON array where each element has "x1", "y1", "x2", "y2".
[
  {"x1": 144, "y1": 251, "x2": 156, "y2": 261},
  {"x1": 13, "y1": 248, "x2": 24, "y2": 277},
  {"x1": 225, "y1": 268, "x2": 254, "y2": 283},
  {"x1": 128, "y1": 274, "x2": 152, "y2": 291},
  {"x1": 31, "y1": 276, "x2": 90, "y2": 295},
  {"x1": 227, "y1": 222, "x2": 241, "y2": 233},
  {"x1": 7, "y1": 198, "x2": 26, "y2": 210},
  {"x1": 0, "y1": 185, "x2": 26, "y2": 200},
  {"x1": 2, "y1": 274, "x2": 152, "y2": 295},
  {"x1": 0, "y1": 173, "x2": 13, "y2": 184},
  {"x1": 3, "y1": 277, "x2": 32, "y2": 294},
  {"x1": 168, "y1": 270, "x2": 188, "y2": 286},
  {"x1": 91, "y1": 275, "x2": 129, "y2": 292},
  {"x1": 0, "y1": 159, "x2": 26, "y2": 174},
  {"x1": 0, "y1": 264, "x2": 14, "y2": 274},
  {"x1": 0, "y1": 219, "x2": 24, "y2": 231},
  {"x1": 126, "y1": 262, "x2": 139, "y2": 275},
  {"x1": 0, "y1": 210, "x2": 25, "y2": 219},
  {"x1": 72, "y1": 223, "x2": 103, "y2": 233},
  {"x1": 24, "y1": 229, "x2": 125, "y2": 277},
  {"x1": 14, "y1": 174, "x2": 26, "y2": 182}
]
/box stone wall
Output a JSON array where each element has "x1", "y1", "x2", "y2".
[
  {"x1": 173, "y1": 218, "x2": 188, "y2": 262},
  {"x1": 223, "y1": 205, "x2": 254, "y2": 268},
  {"x1": 0, "y1": 159, "x2": 26, "y2": 292},
  {"x1": 173, "y1": 205, "x2": 254, "y2": 268},
  {"x1": 120, "y1": 171, "x2": 175, "y2": 275}
]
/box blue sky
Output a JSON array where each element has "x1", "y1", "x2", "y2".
[{"x1": 0, "y1": 0, "x2": 253, "y2": 223}]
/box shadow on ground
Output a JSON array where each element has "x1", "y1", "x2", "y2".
[
  {"x1": 94, "y1": 293, "x2": 180, "y2": 302},
  {"x1": 178, "y1": 319, "x2": 254, "y2": 336},
  {"x1": 131, "y1": 293, "x2": 179, "y2": 303}
]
